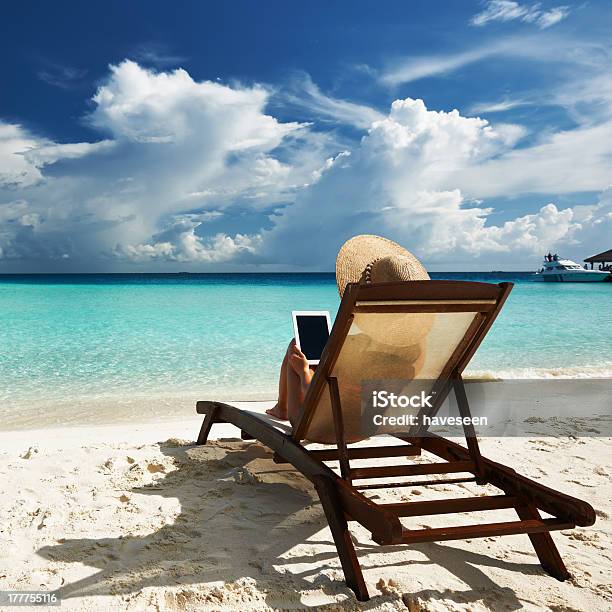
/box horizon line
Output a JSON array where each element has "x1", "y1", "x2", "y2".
[{"x1": 0, "y1": 270, "x2": 533, "y2": 275}]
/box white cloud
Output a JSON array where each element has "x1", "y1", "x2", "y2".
[
  {"x1": 262, "y1": 97, "x2": 611, "y2": 268},
  {"x1": 474, "y1": 203, "x2": 580, "y2": 253},
  {"x1": 379, "y1": 34, "x2": 568, "y2": 85},
  {"x1": 0, "y1": 122, "x2": 47, "y2": 187},
  {"x1": 471, "y1": 1, "x2": 570, "y2": 29},
  {"x1": 536, "y1": 6, "x2": 571, "y2": 28},
  {"x1": 0, "y1": 122, "x2": 115, "y2": 188},
  {"x1": 262, "y1": 98, "x2": 523, "y2": 264},
  {"x1": 380, "y1": 45, "x2": 503, "y2": 86},
  {"x1": 132, "y1": 44, "x2": 188, "y2": 67},
  {"x1": 468, "y1": 42, "x2": 612, "y2": 130},
  {"x1": 552, "y1": 71, "x2": 612, "y2": 124},
  {"x1": 23, "y1": 140, "x2": 116, "y2": 166},
  {"x1": 454, "y1": 119, "x2": 612, "y2": 196},
  {"x1": 472, "y1": 0, "x2": 534, "y2": 25},
  {"x1": 0, "y1": 198, "x2": 60, "y2": 260},
  {"x1": 89, "y1": 60, "x2": 302, "y2": 147},
  {"x1": 379, "y1": 28, "x2": 605, "y2": 88},
  {"x1": 282, "y1": 74, "x2": 385, "y2": 129},
  {"x1": 116, "y1": 215, "x2": 261, "y2": 263},
  {"x1": 469, "y1": 97, "x2": 531, "y2": 114},
  {"x1": 0, "y1": 61, "x2": 326, "y2": 267}
]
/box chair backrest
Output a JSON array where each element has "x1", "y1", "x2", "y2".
[{"x1": 292, "y1": 280, "x2": 512, "y2": 443}]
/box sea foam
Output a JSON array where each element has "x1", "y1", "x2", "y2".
[{"x1": 465, "y1": 363, "x2": 612, "y2": 380}]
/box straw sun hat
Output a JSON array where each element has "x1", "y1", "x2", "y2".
[
  {"x1": 333, "y1": 234, "x2": 433, "y2": 350},
  {"x1": 335, "y1": 234, "x2": 429, "y2": 297}
]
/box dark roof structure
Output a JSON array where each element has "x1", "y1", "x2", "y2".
[{"x1": 584, "y1": 249, "x2": 612, "y2": 263}]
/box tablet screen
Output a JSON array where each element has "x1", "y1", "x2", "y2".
[{"x1": 294, "y1": 314, "x2": 330, "y2": 362}]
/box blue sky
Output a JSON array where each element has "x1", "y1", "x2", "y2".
[{"x1": 1, "y1": 0, "x2": 611, "y2": 271}]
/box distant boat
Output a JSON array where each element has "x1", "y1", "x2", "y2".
[{"x1": 536, "y1": 253, "x2": 610, "y2": 282}]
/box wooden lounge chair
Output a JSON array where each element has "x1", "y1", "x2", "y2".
[{"x1": 195, "y1": 280, "x2": 596, "y2": 601}]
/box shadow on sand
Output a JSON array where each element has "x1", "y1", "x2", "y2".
[{"x1": 38, "y1": 439, "x2": 544, "y2": 609}]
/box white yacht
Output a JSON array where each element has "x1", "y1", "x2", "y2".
[{"x1": 536, "y1": 253, "x2": 610, "y2": 282}]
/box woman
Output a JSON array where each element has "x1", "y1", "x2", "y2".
[{"x1": 266, "y1": 234, "x2": 430, "y2": 432}]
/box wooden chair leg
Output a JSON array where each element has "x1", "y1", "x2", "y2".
[
  {"x1": 454, "y1": 376, "x2": 486, "y2": 484},
  {"x1": 313, "y1": 475, "x2": 369, "y2": 601},
  {"x1": 196, "y1": 404, "x2": 218, "y2": 445},
  {"x1": 515, "y1": 502, "x2": 570, "y2": 580},
  {"x1": 328, "y1": 377, "x2": 352, "y2": 484}
]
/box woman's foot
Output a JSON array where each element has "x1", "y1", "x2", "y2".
[{"x1": 266, "y1": 403, "x2": 288, "y2": 420}]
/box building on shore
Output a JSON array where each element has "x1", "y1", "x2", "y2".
[{"x1": 584, "y1": 249, "x2": 612, "y2": 271}]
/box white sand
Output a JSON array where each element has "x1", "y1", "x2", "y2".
[{"x1": 0, "y1": 405, "x2": 610, "y2": 611}]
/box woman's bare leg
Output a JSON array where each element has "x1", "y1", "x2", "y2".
[
  {"x1": 287, "y1": 368, "x2": 314, "y2": 428},
  {"x1": 287, "y1": 342, "x2": 314, "y2": 428},
  {"x1": 267, "y1": 339, "x2": 314, "y2": 423},
  {"x1": 266, "y1": 345, "x2": 290, "y2": 419}
]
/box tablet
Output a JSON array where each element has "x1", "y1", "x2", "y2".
[{"x1": 292, "y1": 310, "x2": 331, "y2": 365}]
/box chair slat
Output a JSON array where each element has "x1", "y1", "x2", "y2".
[
  {"x1": 400, "y1": 518, "x2": 573, "y2": 544},
  {"x1": 356, "y1": 476, "x2": 478, "y2": 490},
  {"x1": 350, "y1": 460, "x2": 474, "y2": 480},
  {"x1": 354, "y1": 303, "x2": 495, "y2": 313},
  {"x1": 381, "y1": 495, "x2": 518, "y2": 517},
  {"x1": 355, "y1": 299, "x2": 497, "y2": 305},
  {"x1": 273, "y1": 444, "x2": 421, "y2": 463}
]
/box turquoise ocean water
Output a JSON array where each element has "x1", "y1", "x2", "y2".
[{"x1": 1, "y1": 273, "x2": 611, "y2": 422}]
